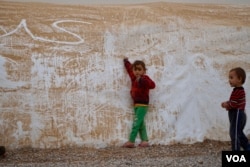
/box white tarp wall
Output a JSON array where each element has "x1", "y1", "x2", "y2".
[{"x1": 0, "y1": 2, "x2": 250, "y2": 148}]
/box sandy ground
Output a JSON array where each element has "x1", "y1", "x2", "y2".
[{"x1": 0, "y1": 140, "x2": 231, "y2": 167}]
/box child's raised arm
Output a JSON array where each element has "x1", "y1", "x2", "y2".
[{"x1": 123, "y1": 58, "x2": 135, "y2": 80}]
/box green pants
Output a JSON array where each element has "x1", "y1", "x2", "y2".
[{"x1": 129, "y1": 106, "x2": 148, "y2": 142}]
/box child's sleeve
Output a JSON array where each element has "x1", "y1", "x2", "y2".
[
  {"x1": 139, "y1": 75, "x2": 156, "y2": 89},
  {"x1": 124, "y1": 59, "x2": 135, "y2": 80}
]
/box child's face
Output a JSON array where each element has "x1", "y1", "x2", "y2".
[
  {"x1": 133, "y1": 65, "x2": 145, "y2": 78},
  {"x1": 228, "y1": 70, "x2": 242, "y2": 87}
]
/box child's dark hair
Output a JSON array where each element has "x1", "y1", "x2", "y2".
[
  {"x1": 230, "y1": 67, "x2": 246, "y2": 84},
  {"x1": 132, "y1": 60, "x2": 147, "y2": 70}
]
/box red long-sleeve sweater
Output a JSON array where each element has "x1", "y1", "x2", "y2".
[
  {"x1": 228, "y1": 87, "x2": 246, "y2": 110},
  {"x1": 124, "y1": 59, "x2": 155, "y2": 105}
]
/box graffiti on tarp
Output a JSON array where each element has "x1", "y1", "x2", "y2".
[{"x1": 0, "y1": 19, "x2": 92, "y2": 45}]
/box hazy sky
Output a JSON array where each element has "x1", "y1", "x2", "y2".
[{"x1": 3, "y1": 0, "x2": 250, "y2": 5}]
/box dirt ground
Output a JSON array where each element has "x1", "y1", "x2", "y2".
[{"x1": 0, "y1": 140, "x2": 231, "y2": 166}]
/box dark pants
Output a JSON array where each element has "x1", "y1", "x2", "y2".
[
  {"x1": 0, "y1": 146, "x2": 5, "y2": 156},
  {"x1": 228, "y1": 109, "x2": 249, "y2": 151}
]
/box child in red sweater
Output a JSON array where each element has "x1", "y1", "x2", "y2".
[
  {"x1": 122, "y1": 58, "x2": 155, "y2": 148},
  {"x1": 221, "y1": 67, "x2": 250, "y2": 151}
]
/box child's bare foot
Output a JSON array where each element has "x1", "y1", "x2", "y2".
[
  {"x1": 139, "y1": 141, "x2": 149, "y2": 147},
  {"x1": 122, "y1": 141, "x2": 135, "y2": 148}
]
